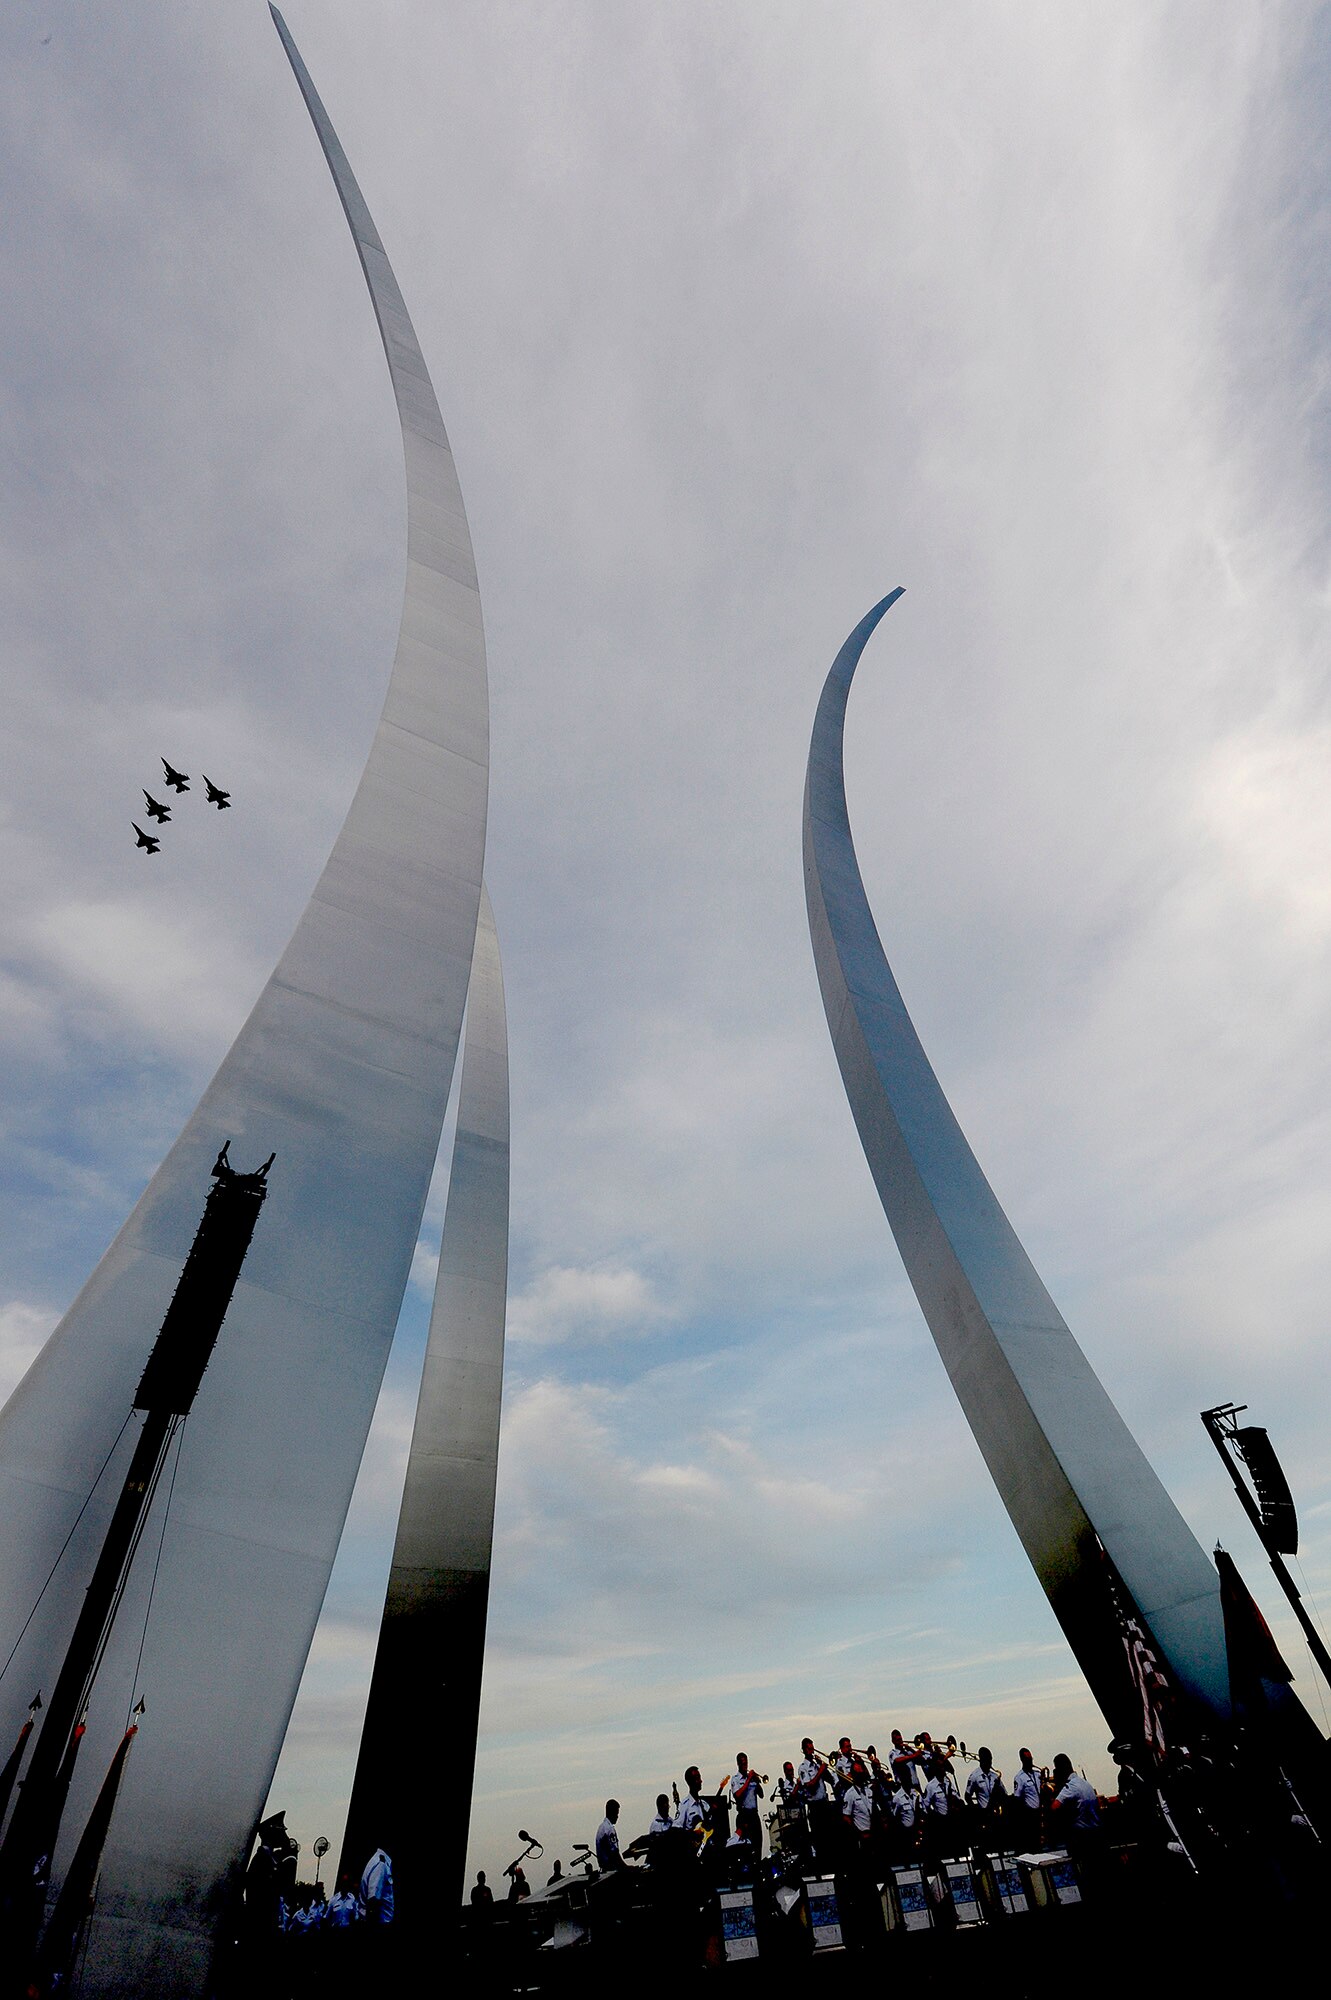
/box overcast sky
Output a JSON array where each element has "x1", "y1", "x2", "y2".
[{"x1": 3, "y1": 0, "x2": 1331, "y2": 1895}]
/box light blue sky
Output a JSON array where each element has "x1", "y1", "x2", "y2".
[{"x1": 2, "y1": 0, "x2": 1330, "y2": 1893}]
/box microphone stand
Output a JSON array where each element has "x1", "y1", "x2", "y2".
[{"x1": 503, "y1": 1833, "x2": 543, "y2": 1884}]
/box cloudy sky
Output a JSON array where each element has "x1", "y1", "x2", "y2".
[{"x1": 3, "y1": 0, "x2": 1331, "y2": 1893}]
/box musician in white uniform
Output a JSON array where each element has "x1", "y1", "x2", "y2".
[
  {"x1": 840, "y1": 1763, "x2": 874, "y2": 1844},
  {"x1": 728, "y1": 1753, "x2": 764, "y2": 1853},
  {"x1": 965, "y1": 1746, "x2": 1007, "y2": 1853},
  {"x1": 596, "y1": 1800, "x2": 626, "y2": 1873},
  {"x1": 1011, "y1": 1747, "x2": 1043, "y2": 1844},
  {"x1": 921, "y1": 1761, "x2": 962, "y2": 1863},
  {"x1": 674, "y1": 1767, "x2": 712, "y2": 1845},
  {"x1": 795, "y1": 1740, "x2": 829, "y2": 1806}
]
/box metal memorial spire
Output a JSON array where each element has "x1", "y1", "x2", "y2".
[
  {"x1": 803, "y1": 592, "x2": 1230, "y2": 1737},
  {"x1": 339, "y1": 884, "x2": 509, "y2": 1920},
  {"x1": 0, "y1": 10, "x2": 490, "y2": 1988}
]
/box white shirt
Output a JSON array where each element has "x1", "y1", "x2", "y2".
[
  {"x1": 889, "y1": 1743, "x2": 921, "y2": 1790},
  {"x1": 674, "y1": 1794, "x2": 709, "y2": 1834},
  {"x1": 648, "y1": 1813, "x2": 673, "y2": 1837},
  {"x1": 887, "y1": 1786, "x2": 917, "y2": 1830},
  {"x1": 832, "y1": 1753, "x2": 854, "y2": 1795},
  {"x1": 1053, "y1": 1774, "x2": 1101, "y2": 1832},
  {"x1": 841, "y1": 1785, "x2": 873, "y2": 1835},
  {"x1": 796, "y1": 1757, "x2": 829, "y2": 1804},
  {"x1": 922, "y1": 1776, "x2": 956, "y2": 1818},
  {"x1": 359, "y1": 1850, "x2": 394, "y2": 1922},
  {"x1": 1013, "y1": 1766, "x2": 1042, "y2": 1812},
  {"x1": 966, "y1": 1766, "x2": 1005, "y2": 1809},
  {"x1": 595, "y1": 1817, "x2": 622, "y2": 1870},
  {"x1": 729, "y1": 1769, "x2": 762, "y2": 1812},
  {"x1": 325, "y1": 1890, "x2": 360, "y2": 1928}
]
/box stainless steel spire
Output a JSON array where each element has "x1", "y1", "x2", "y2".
[
  {"x1": 339, "y1": 884, "x2": 509, "y2": 1919},
  {"x1": 803, "y1": 592, "x2": 1229, "y2": 1734},
  {"x1": 0, "y1": 11, "x2": 490, "y2": 1988}
]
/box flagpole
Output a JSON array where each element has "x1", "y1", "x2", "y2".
[{"x1": 0, "y1": 1146, "x2": 273, "y2": 1974}]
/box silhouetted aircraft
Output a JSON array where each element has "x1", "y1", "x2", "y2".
[
  {"x1": 143, "y1": 791, "x2": 171, "y2": 824},
  {"x1": 132, "y1": 824, "x2": 160, "y2": 854},
  {"x1": 202, "y1": 775, "x2": 231, "y2": 810},
  {"x1": 162, "y1": 759, "x2": 189, "y2": 793}
]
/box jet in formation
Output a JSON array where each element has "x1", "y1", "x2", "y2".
[{"x1": 134, "y1": 759, "x2": 232, "y2": 850}]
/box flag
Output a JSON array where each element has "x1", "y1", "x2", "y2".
[
  {"x1": 0, "y1": 1700, "x2": 39, "y2": 1833},
  {"x1": 1215, "y1": 1545, "x2": 1292, "y2": 1707},
  {"x1": 1097, "y1": 1538, "x2": 1172, "y2": 1761},
  {"x1": 34, "y1": 1724, "x2": 137, "y2": 1992}
]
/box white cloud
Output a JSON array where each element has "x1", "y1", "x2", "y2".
[{"x1": 507, "y1": 1264, "x2": 671, "y2": 1346}]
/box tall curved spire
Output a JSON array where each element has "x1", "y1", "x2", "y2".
[
  {"x1": 803, "y1": 592, "x2": 1229, "y2": 1734},
  {"x1": 339, "y1": 882, "x2": 508, "y2": 1918},
  {"x1": 0, "y1": 11, "x2": 489, "y2": 1988}
]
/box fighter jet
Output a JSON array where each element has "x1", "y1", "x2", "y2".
[
  {"x1": 143, "y1": 791, "x2": 171, "y2": 824},
  {"x1": 202, "y1": 775, "x2": 231, "y2": 810},
  {"x1": 132, "y1": 824, "x2": 161, "y2": 854},
  {"x1": 161, "y1": 758, "x2": 189, "y2": 793}
]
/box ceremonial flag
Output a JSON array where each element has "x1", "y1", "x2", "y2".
[
  {"x1": 35, "y1": 1721, "x2": 138, "y2": 1991},
  {"x1": 0, "y1": 1696, "x2": 40, "y2": 1832},
  {"x1": 1097, "y1": 1538, "x2": 1172, "y2": 1761},
  {"x1": 1215, "y1": 1544, "x2": 1293, "y2": 1707}
]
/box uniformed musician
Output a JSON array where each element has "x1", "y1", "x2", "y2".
[
  {"x1": 921, "y1": 1756, "x2": 962, "y2": 1863},
  {"x1": 1011, "y1": 1747, "x2": 1043, "y2": 1844},
  {"x1": 674, "y1": 1767, "x2": 712, "y2": 1848},
  {"x1": 728, "y1": 1752, "x2": 764, "y2": 1853},
  {"x1": 796, "y1": 1738, "x2": 833, "y2": 1865},
  {"x1": 964, "y1": 1745, "x2": 1007, "y2": 1853},
  {"x1": 889, "y1": 1728, "x2": 923, "y2": 1792}
]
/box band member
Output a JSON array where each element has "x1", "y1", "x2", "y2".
[
  {"x1": 889, "y1": 1728, "x2": 922, "y2": 1791},
  {"x1": 674, "y1": 1767, "x2": 712, "y2": 1848},
  {"x1": 649, "y1": 1793, "x2": 674, "y2": 1838},
  {"x1": 964, "y1": 1746, "x2": 1006, "y2": 1853},
  {"x1": 832, "y1": 1736, "x2": 855, "y2": 1799},
  {"x1": 921, "y1": 1757, "x2": 962, "y2": 1864},
  {"x1": 796, "y1": 1738, "x2": 833, "y2": 1865},
  {"x1": 595, "y1": 1800, "x2": 627, "y2": 1873},
  {"x1": 776, "y1": 1760, "x2": 798, "y2": 1804},
  {"x1": 1048, "y1": 1754, "x2": 1103, "y2": 1861},
  {"x1": 1011, "y1": 1747, "x2": 1043, "y2": 1843},
  {"x1": 839, "y1": 1761, "x2": 875, "y2": 1854},
  {"x1": 884, "y1": 1773, "x2": 920, "y2": 1864},
  {"x1": 796, "y1": 1740, "x2": 828, "y2": 1799},
  {"x1": 728, "y1": 1753, "x2": 764, "y2": 1853}
]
